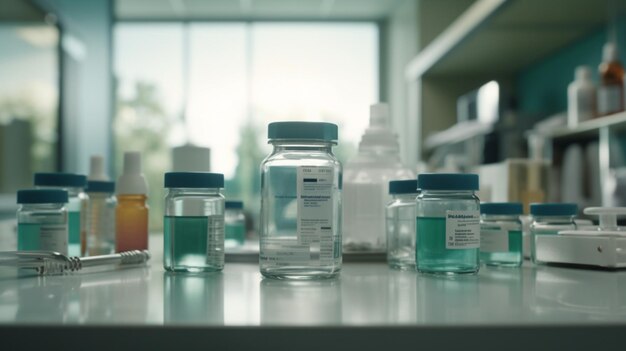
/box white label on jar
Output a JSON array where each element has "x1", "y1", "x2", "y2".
[
  {"x1": 445, "y1": 210, "x2": 480, "y2": 249},
  {"x1": 598, "y1": 86, "x2": 622, "y2": 115},
  {"x1": 40, "y1": 224, "x2": 68, "y2": 254},
  {"x1": 480, "y1": 228, "x2": 508, "y2": 253},
  {"x1": 297, "y1": 166, "x2": 334, "y2": 264},
  {"x1": 260, "y1": 238, "x2": 310, "y2": 265},
  {"x1": 206, "y1": 215, "x2": 225, "y2": 263}
]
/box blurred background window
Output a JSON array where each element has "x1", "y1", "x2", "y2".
[{"x1": 114, "y1": 22, "x2": 379, "y2": 230}]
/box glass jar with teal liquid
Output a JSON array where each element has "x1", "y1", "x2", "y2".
[
  {"x1": 34, "y1": 173, "x2": 89, "y2": 257},
  {"x1": 479, "y1": 202, "x2": 523, "y2": 267},
  {"x1": 530, "y1": 203, "x2": 577, "y2": 264},
  {"x1": 225, "y1": 201, "x2": 245, "y2": 248},
  {"x1": 17, "y1": 189, "x2": 69, "y2": 254},
  {"x1": 416, "y1": 173, "x2": 480, "y2": 275},
  {"x1": 163, "y1": 172, "x2": 225, "y2": 273}
]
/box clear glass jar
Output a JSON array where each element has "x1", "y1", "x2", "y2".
[
  {"x1": 386, "y1": 179, "x2": 418, "y2": 270},
  {"x1": 163, "y1": 172, "x2": 225, "y2": 273},
  {"x1": 260, "y1": 122, "x2": 342, "y2": 280},
  {"x1": 16, "y1": 189, "x2": 69, "y2": 255},
  {"x1": 34, "y1": 173, "x2": 89, "y2": 257},
  {"x1": 479, "y1": 202, "x2": 523, "y2": 267},
  {"x1": 225, "y1": 201, "x2": 246, "y2": 248},
  {"x1": 416, "y1": 173, "x2": 480, "y2": 275},
  {"x1": 530, "y1": 203, "x2": 577, "y2": 264},
  {"x1": 86, "y1": 181, "x2": 117, "y2": 256}
]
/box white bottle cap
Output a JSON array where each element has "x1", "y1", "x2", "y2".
[
  {"x1": 575, "y1": 65, "x2": 592, "y2": 81},
  {"x1": 369, "y1": 103, "x2": 391, "y2": 128},
  {"x1": 117, "y1": 151, "x2": 148, "y2": 195},
  {"x1": 88, "y1": 155, "x2": 109, "y2": 181},
  {"x1": 603, "y1": 42, "x2": 618, "y2": 62}
]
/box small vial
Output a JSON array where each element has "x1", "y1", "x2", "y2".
[
  {"x1": 530, "y1": 203, "x2": 577, "y2": 264},
  {"x1": 34, "y1": 173, "x2": 89, "y2": 256},
  {"x1": 386, "y1": 179, "x2": 418, "y2": 270},
  {"x1": 16, "y1": 189, "x2": 69, "y2": 254},
  {"x1": 225, "y1": 201, "x2": 246, "y2": 248},
  {"x1": 86, "y1": 181, "x2": 116, "y2": 256},
  {"x1": 260, "y1": 121, "x2": 342, "y2": 280},
  {"x1": 164, "y1": 172, "x2": 225, "y2": 273},
  {"x1": 416, "y1": 173, "x2": 480, "y2": 275},
  {"x1": 116, "y1": 152, "x2": 149, "y2": 252},
  {"x1": 479, "y1": 202, "x2": 523, "y2": 267}
]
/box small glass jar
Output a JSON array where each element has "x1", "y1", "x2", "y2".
[
  {"x1": 163, "y1": 172, "x2": 225, "y2": 273},
  {"x1": 416, "y1": 173, "x2": 480, "y2": 275},
  {"x1": 530, "y1": 203, "x2": 577, "y2": 264},
  {"x1": 260, "y1": 121, "x2": 342, "y2": 280},
  {"x1": 34, "y1": 173, "x2": 89, "y2": 257},
  {"x1": 225, "y1": 201, "x2": 246, "y2": 248},
  {"x1": 479, "y1": 202, "x2": 523, "y2": 267},
  {"x1": 386, "y1": 179, "x2": 418, "y2": 270},
  {"x1": 17, "y1": 189, "x2": 69, "y2": 255},
  {"x1": 86, "y1": 181, "x2": 117, "y2": 256}
]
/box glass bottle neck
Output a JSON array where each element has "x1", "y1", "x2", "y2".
[
  {"x1": 20, "y1": 203, "x2": 66, "y2": 210},
  {"x1": 393, "y1": 193, "x2": 418, "y2": 201},
  {"x1": 532, "y1": 215, "x2": 575, "y2": 224},
  {"x1": 270, "y1": 139, "x2": 335, "y2": 153},
  {"x1": 421, "y1": 190, "x2": 475, "y2": 196},
  {"x1": 117, "y1": 194, "x2": 148, "y2": 203},
  {"x1": 167, "y1": 188, "x2": 222, "y2": 196}
]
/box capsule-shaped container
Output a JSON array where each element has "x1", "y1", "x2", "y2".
[
  {"x1": 163, "y1": 172, "x2": 225, "y2": 273},
  {"x1": 17, "y1": 189, "x2": 69, "y2": 255},
  {"x1": 416, "y1": 173, "x2": 480, "y2": 275},
  {"x1": 386, "y1": 179, "x2": 419, "y2": 270},
  {"x1": 86, "y1": 181, "x2": 117, "y2": 256},
  {"x1": 34, "y1": 173, "x2": 89, "y2": 256},
  {"x1": 260, "y1": 121, "x2": 342, "y2": 280},
  {"x1": 530, "y1": 203, "x2": 577, "y2": 264},
  {"x1": 480, "y1": 202, "x2": 523, "y2": 267}
]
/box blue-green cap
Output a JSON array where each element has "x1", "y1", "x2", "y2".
[
  {"x1": 164, "y1": 172, "x2": 224, "y2": 188},
  {"x1": 86, "y1": 181, "x2": 115, "y2": 193},
  {"x1": 481, "y1": 202, "x2": 523, "y2": 215},
  {"x1": 268, "y1": 122, "x2": 338, "y2": 141},
  {"x1": 225, "y1": 201, "x2": 243, "y2": 209},
  {"x1": 389, "y1": 179, "x2": 419, "y2": 194},
  {"x1": 530, "y1": 203, "x2": 578, "y2": 216},
  {"x1": 417, "y1": 173, "x2": 479, "y2": 191},
  {"x1": 17, "y1": 189, "x2": 68, "y2": 204},
  {"x1": 34, "y1": 173, "x2": 87, "y2": 188}
]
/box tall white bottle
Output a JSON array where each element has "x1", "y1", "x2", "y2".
[
  {"x1": 567, "y1": 66, "x2": 596, "y2": 128},
  {"x1": 342, "y1": 103, "x2": 415, "y2": 252}
]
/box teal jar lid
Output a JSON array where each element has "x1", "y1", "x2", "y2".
[
  {"x1": 530, "y1": 203, "x2": 578, "y2": 216},
  {"x1": 268, "y1": 122, "x2": 338, "y2": 141},
  {"x1": 481, "y1": 202, "x2": 523, "y2": 215},
  {"x1": 418, "y1": 173, "x2": 479, "y2": 191},
  {"x1": 34, "y1": 173, "x2": 87, "y2": 188},
  {"x1": 389, "y1": 179, "x2": 419, "y2": 194},
  {"x1": 164, "y1": 172, "x2": 224, "y2": 188},
  {"x1": 17, "y1": 189, "x2": 68, "y2": 204}
]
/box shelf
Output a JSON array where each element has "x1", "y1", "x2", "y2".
[
  {"x1": 424, "y1": 120, "x2": 494, "y2": 151},
  {"x1": 548, "y1": 111, "x2": 626, "y2": 142},
  {"x1": 406, "y1": 0, "x2": 626, "y2": 79}
]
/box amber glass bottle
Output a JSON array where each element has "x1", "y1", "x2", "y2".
[
  {"x1": 115, "y1": 152, "x2": 149, "y2": 252},
  {"x1": 597, "y1": 42, "x2": 625, "y2": 117}
]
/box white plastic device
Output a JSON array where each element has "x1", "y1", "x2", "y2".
[{"x1": 535, "y1": 207, "x2": 626, "y2": 268}]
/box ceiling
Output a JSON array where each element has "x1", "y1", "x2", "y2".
[{"x1": 114, "y1": 0, "x2": 404, "y2": 21}]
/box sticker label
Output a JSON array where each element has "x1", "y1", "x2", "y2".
[
  {"x1": 297, "y1": 166, "x2": 334, "y2": 264},
  {"x1": 445, "y1": 210, "x2": 480, "y2": 249},
  {"x1": 480, "y1": 228, "x2": 508, "y2": 253},
  {"x1": 206, "y1": 215, "x2": 225, "y2": 263},
  {"x1": 18, "y1": 223, "x2": 68, "y2": 254}
]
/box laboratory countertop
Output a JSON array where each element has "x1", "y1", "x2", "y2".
[{"x1": 1, "y1": 235, "x2": 625, "y2": 349}]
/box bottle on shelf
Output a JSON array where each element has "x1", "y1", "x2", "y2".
[
  {"x1": 115, "y1": 152, "x2": 149, "y2": 252},
  {"x1": 342, "y1": 103, "x2": 414, "y2": 252},
  {"x1": 567, "y1": 65, "x2": 596, "y2": 128},
  {"x1": 597, "y1": 42, "x2": 624, "y2": 117}
]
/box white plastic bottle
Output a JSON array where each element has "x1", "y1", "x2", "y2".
[
  {"x1": 567, "y1": 66, "x2": 596, "y2": 128},
  {"x1": 342, "y1": 103, "x2": 414, "y2": 252}
]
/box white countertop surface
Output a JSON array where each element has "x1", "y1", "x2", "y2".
[{"x1": 1, "y1": 235, "x2": 626, "y2": 328}]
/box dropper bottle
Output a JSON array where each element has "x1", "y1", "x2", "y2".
[
  {"x1": 115, "y1": 152, "x2": 149, "y2": 252},
  {"x1": 597, "y1": 42, "x2": 625, "y2": 116}
]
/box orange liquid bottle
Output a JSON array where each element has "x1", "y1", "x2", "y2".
[
  {"x1": 597, "y1": 42, "x2": 625, "y2": 116},
  {"x1": 115, "y1": 152, "x2": 149, "y2": 252}
]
